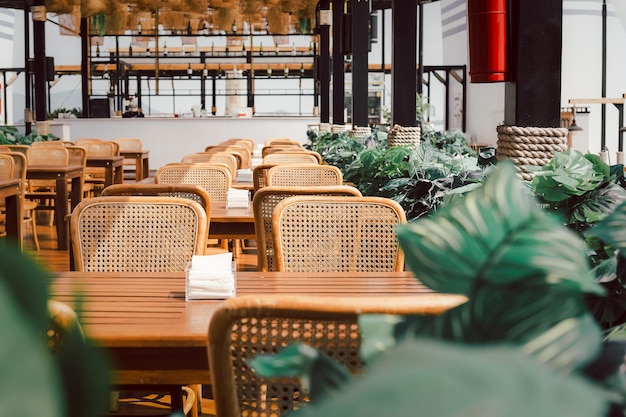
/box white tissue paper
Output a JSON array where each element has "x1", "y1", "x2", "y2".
[
  {"x1": 185, "y1": 252, "x2": 236, "y2": 300},
  {"x1": 236, "y1": 169, "x2": 253, "y2": 182},
  {"x1": 226, "y1": 188, "x2": 250, "y2": 208}
]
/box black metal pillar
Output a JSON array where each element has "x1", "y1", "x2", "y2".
[
  {"x1": 23, "y1": 4, "x2": 31, "y2": 132},
  {"x1": 417, "y1": 2, "x2": 424, "y2": 95},
  {"x1": 504, "y1": 0, "x2": 562, "y2": 127},
  {"x1": 80, "y1": 17, "x2": 89, "y2": 117},
  {"x1": 332, "y1": 0, "x2": 345, "y2": 125},
  {"x1": 391, "y1": 0, "x2": 417, "y2": 126},
  {"x1": 351, "y1": 0, "x2": 369, "y2": 127},
  {"x1": 319, "y1": 0, "x2": 331, "y2": 123},
  {"x1": 32, "y1": 0, "x2": 47, "y2": 122}
]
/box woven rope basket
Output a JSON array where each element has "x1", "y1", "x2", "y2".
[
  {"x1": 349, "y1": 126, "x2": 371, "y2": 138},
  {"x1": 387, "y1": 124, "x2": 421, "y2": 148},
  {"x1": 496, "y1": 125, "x2": 568, "y2": 181},
  {"x1": 318, "y1": 123, "x2": 331, "y2": 132},
  {"x1": 331, "y1": 124, "x2": 348, "y2": 134}
]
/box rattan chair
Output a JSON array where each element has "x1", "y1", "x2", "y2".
[
  {"x1": 252, "y1": 164, "x2": 277, "y2": 192},
  {"x1": 155, "y1": 163, "x2": 231, "y2": 202},
  {"x1": 208, "y1": 294, "x2": 457, "y2": 417},
  {"x1": 25, "y1": 145, "x2": 70, "y2": 229},
  {"x1": 79, "y1": 140, "x2": 118, "y2": 196},
  {"x1": 114, "y1": 137, "x2": 144, "y2": 181},
  {"x1": 71, "y1": 196, "x2": 208, "y2": 272},
  {"x1": 266, "y1": 164, "x2": 343, "y2": 187},
  {"x1": 264, "y1": 138, "x2": 302, "y2": 147},
  {"x1": 204, "y1": 146, "x2": 251, "y2": 168},
  {"x1": 0, "y1": 151, "x2": 39, "y2": 250},
  {"x1": 181, "y1": 152, "x2": 238, "y2": 178},
  {"x1": 272, "y1": 196, "x2": 406, "y2": 272},
  {"x1": 263, "y1": 152, "x2": 319, "y2": 165},
  {"x1": 102, "y1": 183, "x2": 211, "y2": 213},
  {"x1": 261, "y1": 145, "x2": 303, "y2": 158},
  {"x1": 220, "y1": 138, "x2": 255, "y2": 151},
  {"x1": 252, "y1": 186, "x2": 362, "y2": 272},
  {"x1": 0, "y1": 153, "x2": 13, "y2": 179}
]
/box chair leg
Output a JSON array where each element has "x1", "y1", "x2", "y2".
[{"x1": 28, "y1": 216, "x2": 40, "y2": 251}]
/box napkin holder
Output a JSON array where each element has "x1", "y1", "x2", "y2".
[{"x1": 185, "y1": 259, "x2": 236, "y2": 301}]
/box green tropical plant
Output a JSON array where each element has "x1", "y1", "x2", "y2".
[
  {"x1": 247, "y1": 162, "x2": 622, "y2": 416},
  {"x1": 0, "y1": 125, "x2": 60, "y2": 145},
  {"x1": 0, "y1": 240, "x2": 110, "y2": 417}
]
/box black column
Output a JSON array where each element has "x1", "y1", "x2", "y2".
[
  {"x1": 80, "y1": 17, "x2": 89, "y2": 117},
  {"x1": 23, "y1": 4, "x2": 31, "y2": 133},
  {"x1": 391, "y1": 0, "x2": 417, "y2": 126},
  {"x1": 351, "y1": 0, "x2": 369, "y2": 127},
  {"x1": 32, "y1": 0, "x2": 47, "y2": 122},
  {"x1": 504, "y1": 0, "x2": 562, "y2": 127},
  {"x1": 319, "y1": 1, "x2": 331, "y2": 123},
  {"x1": 332, "y1": 0, "x2": 345, "y2": 124}
]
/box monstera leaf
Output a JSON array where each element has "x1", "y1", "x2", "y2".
[
  {"x1": 589, "y1": 200, "x2": 626, "y2": 253},
  {"x1": 397, "y1": 162, "x2": 601, "y2": 296}
]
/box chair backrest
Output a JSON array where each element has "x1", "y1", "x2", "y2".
[
  {"x1": 208, "y1": 294, "x2": 439, "y2": 417},
  {"x1": 30, "y1": 140, "x2": 66, "y2": 147},
  {"x1": 205, "y1": 146, "x2": 251, "y2": 168},
  {"x1": 252, "y1": 164, "x2": 277, "y2": 192},
  {"x1": 26, "y1": 146, "x2": 69, "y2": 166},
  {"x1": 6, "y1": 144, "x2": 29, "y2": 155},
  {"x1": 0, "y1": 154, "x2": 14, "y2": 180},
  {"x1": 114, "y1": 138, "x2": 143, "y2": 151},
  {"x1": 252, "y1": 186, "x2": 362, "y2": 272},
  {"x1": 272, "y1": 196, "x2": 406, "y2": 272},
  {"x1": 101, "y1": 183, "x2": 211, "y2": 214},
  {"x1": 263, "y1": 152, "x2": 319, "y2": 165},
  {"x1": 2, "y1": 151, "x2": 27, "y2": 193},
  {"x1": 180, "y1": 153, "x2": 238, "y2": 178},
  {"x1": 264, "y1": 138, "x2": 302, "y2": 147},
  {"x1": 155, "y1": 163, "x2": 231, "y2": 202},
  {"x1": 80, "y1": 141, "x2": 117, "y2": 156},
  {"x1": 70, "y1": 196, "x2": 208, "y2": 272},
  {"x1": 266, "y1": 164, "x2": 343, "y2": 187},
  {"x1": 220, "y1": 138, "x2": 255, "y2": 151},
  {"x1": 261, "y1": 145, "x2": 303, "y2": 158}
]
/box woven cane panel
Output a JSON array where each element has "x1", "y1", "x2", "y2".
[
  {"x1": 496, "y1": 125, "x2": 568, "y2": 181},
  {"x1": 256, "y1": 189, "x2": 362, "y2": 272},
  {"x1": 181, "y1": 153, "x2": 238, "y2": 177},
  {"x1": 276, "y1": 201, "x2": 402, "y2": 272},
  {"x1": 231, "y1": 316, "x2": 362, "y2": 417},
  {"x1": 253, "y1": 165, "x2": 276, "y2": 191},
  {"x1": 156, "y1": 166, "x2": 230, "y2": 202},
  {"x1": 349, "y1": 126, "x2": 372, "y2": 138},
  {"x1": 263, "y1": 154, "x2": 319, "y2": 165},
  {"x1": 267, "y1": 167, "x2": 342, "y2": 187},
  {"x1": 75, "y1": 201, "x2": 201, "y2": 272},
  {"x1": 0, "y1": 154, "x2": 13, "y2": 180}
]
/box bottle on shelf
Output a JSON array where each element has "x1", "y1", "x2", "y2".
[
  {"x1": 211, "y1": 42, "x2": 215, "y2": 55},
  {"x1": 232, "y1": 20, "x2": 237, "y2": 34},
  {"x1": 291, "y1": 42, "x2": 296, "y2": 55},
  {"x1": 95, "y1": 41, "x2": 100, "y2": 57},
  {"x1": 128, "y1": 43, "x2": 133, "y2": 56},
  {"x1": 259, "y1": 42, "x2": 264, "y2": 55},
  {"x1": 187, "y1": 20, "x2": 193, "y2": 35},
  {"x1": 163, "y1": 42, "x2": 168, "y2": 55},
  {"x1": 225, "y1": 43, "x2": 229, "y2": 55},
  {"x1": 284, "y1": 65, "x2": 289, "y2": 78},
  {"x1": 308, "y1": 41, "x2": 313, "y2": 54},
  {"x1": 267, "y1": 65, "x2": 272, "y2": 78},
  {"x1": 137, "y1": 21, "x2": 142, "y2": 34},
  {"x1": 300, "y1": 63, "x2": 305, "y2": 76},
  {"x1": 275, "y1": 43, "x2": 279, "y2": 55},
  {"x1": 242, "y1": 43, "x2": 246, "y2": 53}
]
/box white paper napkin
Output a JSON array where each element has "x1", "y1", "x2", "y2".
[{"x1": 186, "y1": 253, "x2": 235, "y2": 300}]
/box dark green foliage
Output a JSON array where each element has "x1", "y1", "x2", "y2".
[{"x1": 0, "y1": 125, "x2": 60, "y2": 145}]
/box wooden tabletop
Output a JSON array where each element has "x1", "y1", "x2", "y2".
[{"x1": 49, "y1": 271, "x2": 466, "y2": 385}]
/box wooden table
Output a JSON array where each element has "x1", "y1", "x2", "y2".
[
  {"x1": 49, "y1": 271, "x2": 466, "y2": 388},
  {"x1": 209, "y1": 201, "x2": 255, "y2": 240},
  {"x1": 0, "y1": 179, "x2": 22, "y2": 248},
  {"x1": 120, "y1": 150, "x2": 150, "y2": 181},
  {"x1": 26, "y1": 165, "x2": 83, "y2": 250},
  {"x1": 86, "y1": 155, "x2": 124, "y2": 188}
]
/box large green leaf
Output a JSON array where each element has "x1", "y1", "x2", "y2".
[
  {"x1": 397, "y1": 284, "x2": 590, "y2": 344},
  {"x1": 397, "y1": 162, "x2": 600, "y2": 295},
  {"x1": 289, "y1": 339, "x2": 610, "y2": 417},
  {"x1": 589, "y1": 200, "x2": 626, "y2": 253}
]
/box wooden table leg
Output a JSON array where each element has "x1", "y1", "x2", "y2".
[{"x1": 55, "y1": 177, "x2": 69, "y2": 250}]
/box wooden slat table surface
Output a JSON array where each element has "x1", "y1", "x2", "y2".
[
  {"x1": 49, "y1": 271, "x2": 466, "y2": 386},
  {"x1": 0, "y1": 179, "x2": 22, "y2": 247}
]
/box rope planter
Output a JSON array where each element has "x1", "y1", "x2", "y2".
[
  {"x1": 496, "y1": 125, "x2": 568, "y2": 181},
  {"x1": 387, "y1": 124, "x2": 421, "y2": 148},
  {"x1": 349, "y1": 126, "x2": 372, "y2": 138}
]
